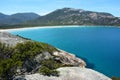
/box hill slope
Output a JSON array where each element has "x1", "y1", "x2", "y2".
[
  {"x1": 11, "y1": 13, "x2": 40, "y2": 22},
  {"x1": 27, "y1": 8, "x2": 120, "y2": 26},
  {"x1": 0, "y1": 13, "x2": 40, "y2": 26}
]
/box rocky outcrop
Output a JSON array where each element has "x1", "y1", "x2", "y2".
[
  {"x1": 14, "y1": 67, "x2": 111, "y2": 80},
  {"x1": 57, "y1": 67, "x2": 111, "y2": 80},
  {"x1": 53, "y1": 50, "x2": 86, "y2": 68},
  {"x1": 0, "y1": 32, "x2": 26, "y2": 46},
  {"x1": 17, "y1": 50, "x2": 86, "y2": 75}
]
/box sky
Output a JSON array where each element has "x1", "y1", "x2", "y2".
[{"x1": 0, "y1": 0, "x2": 120, "y2": 17}]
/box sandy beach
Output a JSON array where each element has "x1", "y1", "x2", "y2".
[
  {"x1": 0, "y1": 25, "x2": 82, "y2": 32},
  {"x1": 0, "y1": 25, "x2": 116, "y2": 32}
]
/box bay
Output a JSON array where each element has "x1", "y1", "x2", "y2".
[{"x1": 10, "y1": 26, "x2": 120, "y2": 77}]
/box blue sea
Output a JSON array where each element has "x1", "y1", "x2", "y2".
[{"x1": 9, "y1": 26, "x2": 120, "y2": 77}]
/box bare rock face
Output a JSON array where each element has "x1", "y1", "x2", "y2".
[
  {"x1": 57, "y1": 67, "x2": 111, "y2": 80},
  {"x1": 15, "y1": 67, "x2": 111, "y2": 80},
  {"x1": 0, "y1": 32, "x2": 26, "y2": 46},
  {"x1": 53, "y1": 50, "x2": 86, "y2": 68}
]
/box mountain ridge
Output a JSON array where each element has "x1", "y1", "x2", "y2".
[
  {"x1": 27, "y1": 7, "x2": 120, "y2": 26},
  {"x1": 0, "y1": 12, "x2": 40, "y2": 26},
  {"x1": 0, "y1": 7, "x2": 120, "y2": 28}
]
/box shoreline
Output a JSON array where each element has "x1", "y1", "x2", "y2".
[
  {"x1": 0, "y1": 25, "x2": 80, "y2": 32},
  {"x1": 0, "y1": 25, "x2": 118, "y2": 32}
]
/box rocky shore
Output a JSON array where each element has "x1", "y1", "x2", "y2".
[
  {"x1": 17, "y1": 67, "x2": 111, "y2": 80},
  {"x1": 0, "y1": 32, "x2": 111, "y2": 80},
  {"x1": 0, "y1": 32, "x2": 26, "y2": 46}
]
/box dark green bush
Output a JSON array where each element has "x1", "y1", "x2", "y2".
[
  {"x1": 112, "y1": 76, "x2": 120, "y2": 80},
  {"x1": 42, "y1": 59, "x2": 62, "y2": 69},
  {"x1": 0, "y1": 41, "x2": 58, "y2": 79},
  {"x1": 39, "y1": 66, "x2": 59, "y2": 76},
  {"x1": 39, "y1": 59, "x2": 62, "y2": 76}
]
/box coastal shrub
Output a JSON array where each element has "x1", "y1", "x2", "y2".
[
  {"x1": 42, "y1": 59, "x2": 62, "y2": 69},
  {"x1": 112, "y1": 76, "x2": 120, "y2": 80},
  {"x1": 0, "y1": 59, "x2": 16, "y2": 80},
  {"x1": 16, "y1": 35, "x2": 31, "y2": 40},
  {"x1": 39, "y1": 59, "x2": 62, "y2": 76},
  {"x1": 39, "y1": 66, "x2": 59, "y2": 76},
  {"x1": 14, "y1": 41, "x2": 58, "y2": 61},
  {"x1": 0, "y1": 41, "x2": 58, "y2": 79}
]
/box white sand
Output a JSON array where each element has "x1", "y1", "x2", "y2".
[
  {"x1": 0, "y1": 25, "x2": 82, "y2": 32},
  {"x1": 0, "y1": 25, "x2": 115, "y2": 32}
]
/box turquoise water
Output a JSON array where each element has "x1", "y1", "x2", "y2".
[{"x1": 10, "y1": 26, "x2": 120, "y2": 77}]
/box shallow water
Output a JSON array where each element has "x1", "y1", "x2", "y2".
[{"x1": 10, "y1": 26, "x2": 120, "y2": 77}]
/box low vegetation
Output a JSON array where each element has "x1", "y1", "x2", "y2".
[
  {"x1": 39, "y1": 59, "x2": 63, "y2": 76},
  {"x1": 0, "y1": 41, "x2": 58, "y2": 79},
  {"x1": 112, "y1": 76, "x2": 120, "y2": 80}
]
